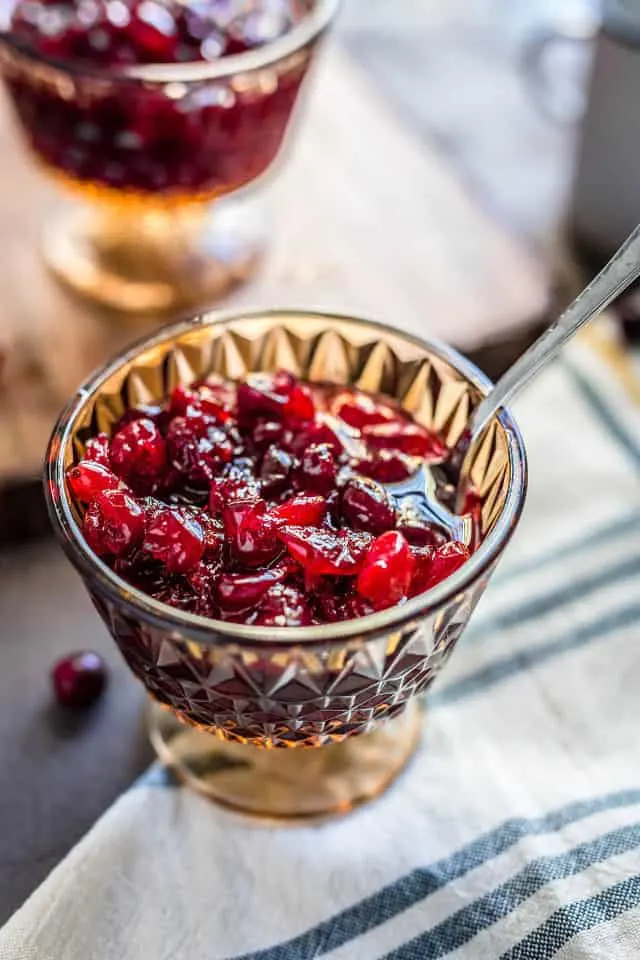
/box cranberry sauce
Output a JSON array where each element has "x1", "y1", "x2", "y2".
[
  {"x1": 67, "y1": 372, "x2": 472, "y2": 626},
  {"x1": 3, "y1": 0, "x2": 308, "y2": 198}
]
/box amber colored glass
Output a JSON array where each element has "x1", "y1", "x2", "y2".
[
  {"x1": 0, "y1": 1, "x2": 338, "y2": 313},
  {"x1": 45, "y1": 310, "x2": 527, "y2": 820}
]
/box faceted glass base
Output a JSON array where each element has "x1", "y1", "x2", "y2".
[
  {"x1": 148, "y1": 699, "x2": 422, "y2": 822},
  {"x1": 42, "y1": 194, "x2": 264, "y2": 314}
]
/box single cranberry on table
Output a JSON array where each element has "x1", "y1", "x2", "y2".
[
  {"x1": 51, "y1": 651, "x2": 108, "y2": 709},
  {"x1": 66, "y1": 371, "x2": 476, "y2": 625}
]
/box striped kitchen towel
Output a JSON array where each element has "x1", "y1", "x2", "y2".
[{"x1": 1, "y1": 333, "x2": 639, "y2": 960}]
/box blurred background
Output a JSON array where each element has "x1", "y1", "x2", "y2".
[{"x1": 0, "y1": 0, "x2": 638, "y2": 928}]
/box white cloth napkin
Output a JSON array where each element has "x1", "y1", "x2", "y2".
[{"x1": 1, "y1": 333, "x2": 640, "y2": 960}]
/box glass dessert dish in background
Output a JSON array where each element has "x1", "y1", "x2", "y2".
[
  {"x1": 45, "y1": 310, "x2": 527, "y2": 821},
  {"x1": 0, "y1": 0, "x2": 338, "y2": 313}
]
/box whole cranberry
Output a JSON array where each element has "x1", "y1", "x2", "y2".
[
  {"x1": 223, "y1": 498, "x2": 281, "y2": 568},
  {"x1": 278, "y1": 525, "x2": 372, "y2": 576},
  {"x1": 341, "y1": 476, "x2": 396, "y2": 534},
  {"x1": 168, "y1": 382, "x2": 231, "y2": 422},
  {"x1": 67, "y1": 460, "x2": 121, "y2": 502},
  {"x1": 411, "y1": 541, "x2": 470, "y2": 595},
  {"x1": 260, "y1": 445, "x2": 296, "y2": 497},
  {"x1": 363, "y1": 422, "x2": 448, "y2": 461},
  {"x1": 82, "y1": 489, "x2": 146, "y2": 557},
  {"x1": 270, "y1": 494, "x2": 327, "y2": 527},
  {"x1": 237, "y1": 370, "x2": 314, "y2": 422},
  {"x1": 84, "y1": 433, "x2": 111, "y2": 467},
  {"x1": 357, "y1": 531, "x2": 414, "y2": 610},
  {"x1": 217, "y1": 567, "x2": 286, "y2": 615},
  {"x1": 167, "y1": 414, "x2": 233, "y2": 484},
  {"x1": 254, "y1": 582, "x2": 313, "y2": 627},
  {"x1": 209, "y1": 467, "x2": 260, "y2": 514},
  {"x1": 113, "y1": 404, "x2": 166, "y2": 434},
  {"x1": 51, "y1": 651, "x2": 107, "y2": 709},
  {"x1": 110, "y1": 418, "x2": 167, "y2": 488},
  {"x1": 249, "y1": 419, "x2": 285, "y2": 452},
  {"x1": 353, "y1": 452, "x2": 414, "y2": 483},
  {"x1": 295, "y1": 443, "x2": 337, "y2": 494},
  {"x1": 332, "y1": 390, "x2": 396, "y2": 429},
  {"x1": 143, "y1": 506, "x2": 204, "y2": 573}
]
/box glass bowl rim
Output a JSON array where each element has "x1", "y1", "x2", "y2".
[
  {"x1": 44, "y1": 307, "x2": 528, "y2": 649},
  {"x1": 0, "y1": 0, "x2": 340, "y2": 85}
]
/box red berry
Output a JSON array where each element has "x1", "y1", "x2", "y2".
[
  {"x1": 143, "y1": 506, "x2": 205, "y2": 573},
  {"x1": 269, "y1": 494, "x2": 327, "y2": 527},
  {"x1": 169, "y1": 382, "x2": 232, "y2": 422},
  {"x1": 84, "y1": 433, "x2": 111, "y2": 467},
  {"x1": 260, "y1": 445, "x2": 296, "y2": 497},
  {"x1": 110, "y1": 418, "x2": 167, "y2": 486},
  {"x1": 292, "y1": 421, "x2": 345, "y2": 457},
  {"x1": 249, "y1": 419, "x2": 285, "y2": 452},
  {"x1": 185, "y1": 559, "x2": 221, "y2": 609},
  {"x1": 217, "y1": 567, "x2": 286, "y2": 615},
  {"x1": 237, "y1": 370, "x2": 314, "y2": 422},
  {"x1": 279, "y1": 525, "x2": 372, "y2": 576},
  {"x1": 237, "y1": 371, "x2": 286, "y2": 419},
  {"x1": 353, "y1": 452, "x2": 414, "y2": 483},
  {"x1": 167, "y1": 414, "x2": 233, "y2": 484},
  {"x1": 209, "y1": 467, "x2": 260, "y2": 514},
  {"x1": 363, "y1": 422, "x2": 448, "y2": 461},
  {"x1": 113, "y1": 404, "x2": 166, "y2": 434},
  {"x1": 410, "y1": 541, "x2": 470, "y2": 595},
  {"x1": 314, "y1": 582, "x2": 374, "y2": 623},
  {"x1": 295, "y1": 443, "x2": 337, "y2": 494},
  {"x1": 254, "y1": 582, "x2": 312, "y2": 627},
  {"x1": 82, "y1": 489, "x2": 146, "y2": 557},
  {"x1": 223, "y1": 498, "x2": 281, "y2": 568},
  {"x1": 67, "y1": 460, "x2": 121, "y2": 502},
  {"x1": 341, "y1": 476, "x2": 396, "y2": 534},
  {"x1": 357, "y1": 531, "x2": 414, "y2": 610},
  {"x1": 151, "y1": 580, "x2": 199, "y2": 613},
  {"x1": 52, "y1": 651, "x2": 107, "y2": 709},
  {"x1": 198, "y1": 511, "x2": 225, "y2": 559},
  {"x1": 284, "y1": 382, "x2": 314, "y2": 421},
  {"x1": 332, "y1": 390, "x2": 397, "y2": 429}
]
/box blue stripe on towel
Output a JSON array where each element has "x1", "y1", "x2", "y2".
[
  {"x1": 230, "y1": 789, "x2": 640, "y2": 960},
  {"x1": 383, "y1": 822, "x2": 640, "y2": 959},
  {"x1": 500, "y1": 874, "x2": 640, "y2": 960},
  {"x1": 432, "y1": 601, "x2": 640, "y2": 707},
  {"x1": 564, "y1": 360, "x2": 640, "y2": 470},
  {"x1": 465, "y1": 553, "x2": 640, "y2": 646},
  {"x1": 495, "y1": 510, "x2": 640, "y2": 587}
]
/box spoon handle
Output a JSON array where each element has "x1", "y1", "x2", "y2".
[{"x1": 471, "y1": 222, "x2": 640, "y2": 439}]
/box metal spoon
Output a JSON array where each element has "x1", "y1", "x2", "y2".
[{"x1": 385, "y1": 222, "x2": 640, "y2": 538}]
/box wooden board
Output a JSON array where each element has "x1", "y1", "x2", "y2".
[{"x1": 0, "y1": 44, "x2": 550, "y2": 498}]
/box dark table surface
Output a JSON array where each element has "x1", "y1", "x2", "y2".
[{"x1": 0, "y1": 0, "x2": 575, "y2": 925}]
